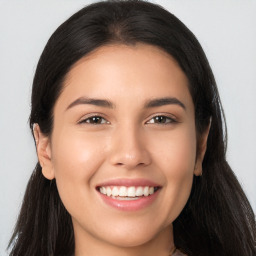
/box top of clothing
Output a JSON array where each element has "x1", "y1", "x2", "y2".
[{"x1": 172, "y1": 249, "x2": 187, "y2": 256}]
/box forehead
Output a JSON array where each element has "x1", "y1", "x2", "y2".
[
  {"x1": 65, "y1": 43, "x2": 186, "y2": 85},
  {"x1": 56, "y1": 43, "x2": 193, "y2": 112}
]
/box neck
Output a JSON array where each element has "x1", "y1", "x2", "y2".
[{"x1": 74, "y1": 223, "x2": 175, "y2": 256}]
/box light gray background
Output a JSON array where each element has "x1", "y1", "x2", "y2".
[{"x1": 0, "y1": 0, "x2": 255, "y2": 255}]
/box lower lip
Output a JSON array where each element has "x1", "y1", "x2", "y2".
[{"x1": 97, "y1": 189, "x2": 160, "y2": 211}]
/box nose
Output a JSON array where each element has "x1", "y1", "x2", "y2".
[{"x1": 108, "y1": 125, "x2": 151, "y2": 170}]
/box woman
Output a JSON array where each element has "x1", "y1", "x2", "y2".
[{"x1": 8, "y1": 1, "x2": 255, "y2": 255}]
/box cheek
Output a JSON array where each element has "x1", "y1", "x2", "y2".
[
  {"x1": 153, "y1": 124, "x2": 197, "y2": 173},
  {"x1": 50, "y1": 129, "x2": 107, "y2": 205},
  {"x1": 151, "y1": 125, "x2": 196, "y2": 219}
]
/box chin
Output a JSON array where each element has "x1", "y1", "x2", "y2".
[
  {"x1": 101, "y1": 222, "x2": 168, "y2": 248},
  {"x1": 107, "y1": 232, "x2": 156, "y2": 248}
]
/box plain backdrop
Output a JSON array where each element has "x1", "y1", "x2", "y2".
[{"x1": 0, "y1": 0, "x2": 255, "y2": 255}]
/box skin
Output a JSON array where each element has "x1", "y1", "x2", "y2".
[{"x1": 35, "y1": 44, "x2": 209, "y2": 256}]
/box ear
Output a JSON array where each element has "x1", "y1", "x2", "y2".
[
  {"x1": 194, "y1": 121, "x2": 211, "y2": 176},
  {"x1": 33, "y1": 124, "x2": 55, "y2": 180}
]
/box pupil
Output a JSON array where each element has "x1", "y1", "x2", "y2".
[
  {"x1": 155, "y1": 116, "x2": 166, "y2": 123},
  {"x1": 92, "y1": 117, "x2": 101, "y2": 123}
]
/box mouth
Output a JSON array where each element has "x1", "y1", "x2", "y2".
[
  {"x1": 96, "y1": 179, "x2": 161, "y2": 211},
  {"x1": 97, "y1": 186, "x2": 160, "y2": 200}
]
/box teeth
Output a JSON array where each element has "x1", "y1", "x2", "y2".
[
  {"x1": 143, "y1": 186, "x2": 149, "y2": 196},
  {"x1": 106, "y1": 187, "x2": 112, "y2": 196},
  {"x1": 112, "y1": 186, "x2": 119, "y2": 196},
  {"x1": 112, "y1": 196, "x2": 140, "y2": 201},
  {"x1": 119, "y1": 186, "x2": 127, "y2": 197},
  {"x1": 100, "y1": 187, "x2": 106, "y2": 195},
  {"x1": 127, "y1": 186, "x2": 136, "y2": 197},
  {"x1": 135, "y1": 186, "x2": 143, "y2": 196},
  {"x1": 98, "y1": 185, "x2": 157, "y2": 198},
  {"x1": 149, "y1": 187, "x2": 154, "y2": 195}
]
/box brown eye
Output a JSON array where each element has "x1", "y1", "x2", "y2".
[
  {"x1": 146, "y1": 115, "x2": 175, "y2": 124},
  {"x1": 79, "y1": 116, "x2": 109, "y2": 125}
]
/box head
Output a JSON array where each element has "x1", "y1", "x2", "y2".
[{"x1": 27, "y1": 0, "x2": 228, "y2": 254}]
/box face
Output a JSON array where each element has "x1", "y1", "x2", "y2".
[{"x1": 36, "y1": 44, "x2": 207, "y2": 252}]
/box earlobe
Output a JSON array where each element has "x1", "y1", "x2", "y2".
[
  {"x1": 194, "y1": 161, "x2": 203, "y2": 176},
  {"x1": 33, "y1": 124, "x2": 55, "y2": 180},
  {"x1": 194, "y1": 121, "x2": 211, "y2": 176}
]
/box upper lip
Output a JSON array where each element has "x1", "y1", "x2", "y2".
[{"x1": 96, "y1": 178, "x2": 161, "y2": 188}]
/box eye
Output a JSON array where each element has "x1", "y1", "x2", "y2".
[
  {"x1": 79, "y1": 116, "x2": 109, "y2": 125},
  {"x1": 146, "y1": 115, "x2": 176, "y2": 124}
]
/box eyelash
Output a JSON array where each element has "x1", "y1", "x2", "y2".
[
  {"x1": 146, "y1": 115, "x2": 177, "y2": 125},
  {"x1": 78, "y1": 114, "x2": 177, "y2": 125},
  {"x1": 78, "y1": 115, "x2": 109, "y2": 125}
]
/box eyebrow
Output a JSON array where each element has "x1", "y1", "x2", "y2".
[
  {"x1": 66, "y1": 97, "x2": 114, "y2": 110},
  {"x1": 66, "y1": 96, "x2": 186, "y2": 111},
  {"x1": 144, "y1": 97, "x2": 186, "y2": 110}
]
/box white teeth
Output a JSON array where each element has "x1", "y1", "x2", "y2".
[
  {"x1": 112, "y1": 186, "x2": 119, "y2": 196},
  {"x1": 106, "y1": 187, "x2": 112, "y2": 196},
  {"x1": 100, "y1": 187, "x2": 106, "y2": 195},
  {"x1": 149, "y1": 187, "x2": 154, "y2": 195},
  {"x1": 98, "y1": 185, "x2": 157, "y2": 198},
  {"x1": 144, "y1": 186, "x2": 149, "y2": 196},
  {"x1": 135, "y1": 186, "x2": 143, "y2": 196},
  {"x1": 115, "y1": 197, "x2": 140, "y2": 201},
  {"x1": 127, "y1": 186, "x2": 136, "y2": 197},
  {"x1": 119, "y1": 186, "x2": 127, "y2": 197}
]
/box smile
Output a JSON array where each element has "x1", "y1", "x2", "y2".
[
  {"x1": 96, "y1": 179, "x2": 161, "y2": 211},
  {"x1": 98, "y1": 186, "x2": 159, "y2": 199}
]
